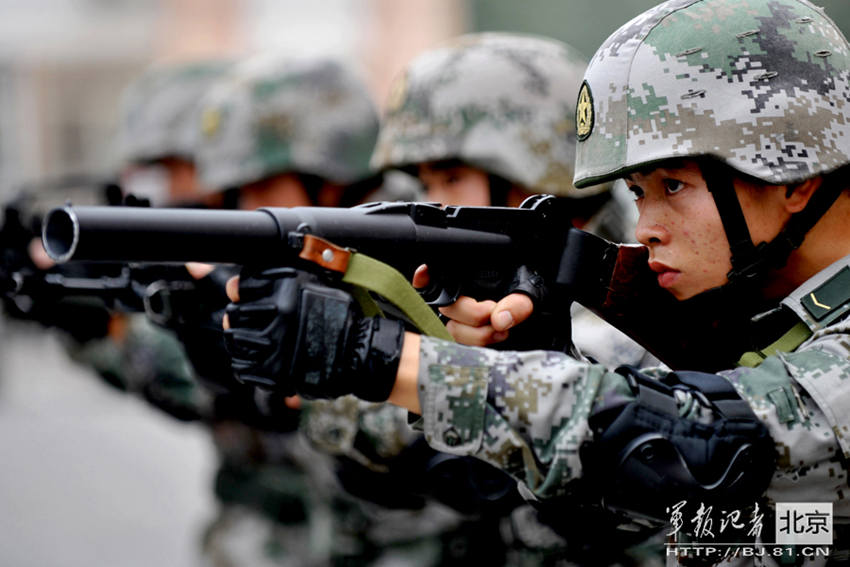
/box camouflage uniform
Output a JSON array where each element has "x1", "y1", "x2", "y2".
[
  {"x1": 67, "y1": 60, "x2": 232, "y2": 418},
  {"x1": 69, "y1": 314, "x2": 214, "y2": 421},
  {"x1": 194, "y1": 54, "x2": 477, "y2": 566},
  {"x1": 369, "y1": 32, "x2": 666, "y2": 565},
  {"x1": 83, "y1": 59, "x2": 348, "y2": 567},
  {"x1": 299, "y1": 398, "x2": 480, "y2": 565},
  {"x1": 370, "y1": 32, "x2": 657, "y2": 371},
  {"x1": 416, "y1": 255, "x2": 850, "y2": 565},
  {"x1": 410, "y1": 2, "x2": 850, "y2": 566}
]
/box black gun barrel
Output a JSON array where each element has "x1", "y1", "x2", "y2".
[
  {"x1": 43, "y1": 203, "x2": 519, "y2": 269},
  {"x1": 43, "y1": 206, "x2": 282, "y2": 264}
]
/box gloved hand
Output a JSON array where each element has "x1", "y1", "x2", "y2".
[
  {"x1": 224, "y1": 267, "x2": 404, "y2": 402},
  {"x1": 163, "y1": 265, "x2": 237, "y2": 394}
]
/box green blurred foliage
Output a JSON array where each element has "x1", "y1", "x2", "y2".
[{"x1": 470, "y1": 0, "x2": 850, "y2": 60}]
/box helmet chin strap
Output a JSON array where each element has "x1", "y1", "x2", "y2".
[
  {"x1": 698, "y1": 160, "x2": 846, "y2": 292},
  {"x1": 667, "y1": 163, "x2": 845, "y2": 364}
]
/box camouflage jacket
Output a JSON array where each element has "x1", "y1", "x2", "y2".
[{"x1": 415, "y1": 254, "x2": 850, "y2": 553}]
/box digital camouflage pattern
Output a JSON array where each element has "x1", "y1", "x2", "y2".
[
  {"x1": 301, "y1": 189, "x2": 661, "y2": 562},
  {"x1": 194, "y1": 55, "x2": 379, "y2": 192},
  {"x1": 371, "y1": 32, "x2": 608, "y2": 197},
  {"x1": 68, "y1": 314, "x2": 213, "y2": 420},
  {"x1": 300, "y1": 397, "x2": 497, "y2": 566},
  {"x1": 119, "y1": 60, "x2": 232, "y2": 164},
  {"x1": 415, "y1": 253, "x2": 850, "y2": 564},
  {"x1": 302, "y1": 397, "x2": 419, "y2": 469},
  {"x1": 574, "y1": 0, "x2": 850, "y2": 188},
  {"x1": 203, "y1": 421, "x2": 342, "y2": 567}
]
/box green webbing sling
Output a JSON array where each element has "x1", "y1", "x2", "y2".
[
  {"x1": 341, "y1": 252, "x2": 454, "y2": 342},
  {"x1": 737, "y1": 321, "x2": 812, "y2": 368}
]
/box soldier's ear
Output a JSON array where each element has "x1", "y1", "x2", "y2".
[{"x1": 784, "y1": 177, "x2": 821, "y2": 213}]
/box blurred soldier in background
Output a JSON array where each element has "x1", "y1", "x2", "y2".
[
  {"x1": 372, "y1": 31, "x2": 659, "y2": 373},
  {"x1": 193, "y1": 55, "x2": 384, "y2": 210},
  {"x1": 69, "y1": 59, "x2": 234, "y2": 421},
  {"x1": 0, "y1": 56, "x2": 233, "y2": 564},
  {"x1": 118, "y1": 59, "x2": 234, "y2": 208},
  {"x1": 191, "y1": 53, "x2": 378, "y2": 567},
  {"x1": 192, "y1": 54, "x2": 489, "y2": 567},
  {"x1": 369, "y1": 32, "x2": 664, "y2": 565},
  {"x1": 2, "y1": 59, "x2": 233, "y2": 403}
]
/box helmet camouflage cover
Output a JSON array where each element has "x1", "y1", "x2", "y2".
[
  {"x1": 195, "y1": 55, "x2": 380, "y2": 192},
  {"x1": 119, "y1": 59, "x2": 232, "y2": 164},
  {"x1": 574, "y1": 0, "x2": 850, "y2": 188},
  {"x1": 372, "y1": 32, "x2": 608, "y2": 197}
]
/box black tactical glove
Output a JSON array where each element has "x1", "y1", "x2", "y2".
[
  {"x1": 162, "y1": 265, "x2": 236, "y2": 393},
  {"x1": 224, "y1": 267, "x2": 405, "y2": 402}
]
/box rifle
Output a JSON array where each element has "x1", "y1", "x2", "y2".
[
  {"x1": 10, "y1": 262, "x2": 225, "y2": 326},
  {"x1": 41, "y1": 196, "x2": 757, "y2": 371},
  {"x1": 1, "y1": 177, "x2": 237, "y2": 333}
]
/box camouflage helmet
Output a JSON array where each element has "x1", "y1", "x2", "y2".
[
  {"x1": 371, "y1": 32, "x2": 608, "y2": 197},
  {"x1": 574, "y1": 0, "x2": 850, "y2": 189},
  {"x1": 119, "y1": 59, "x2": 232, "y2": 164},
  {"x1": 194, "y1": 55, "x2": 380, "y2": 192}
]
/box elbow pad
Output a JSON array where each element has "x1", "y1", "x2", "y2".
[{"x1": 580, "y1": 366, "x2": 776, "y2": 523}]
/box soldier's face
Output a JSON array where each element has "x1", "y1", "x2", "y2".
[
  {"x1": 627, "y1": 160, "x2": 788, "y2": 300},
  {"x1": 239, "y1": 174, "x2": 313, "y2": 210},
  {"x1": 418, "y1": 162, "x2": 491, "y2": 206}
]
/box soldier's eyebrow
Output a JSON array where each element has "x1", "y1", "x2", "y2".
[
  {"x1": 425, "y1": 158, "x2": 467, "y2": 172},
  {"x1": 630, "y1": 159, "x2": 690, "y2": 178}
]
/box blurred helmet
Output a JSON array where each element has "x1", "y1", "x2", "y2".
[
  {"x1": 195, "y1": 55, "x2": 380, "y2": 192},
  {"x1": 119, "y1": 59, "x2": 232, "y2": 164},
  {"x1": 371, "y1": 32, "x2": 608, "y2": 197},
  {"x1": 573, "y1": 0, "x2": 850, "y2": 189}
]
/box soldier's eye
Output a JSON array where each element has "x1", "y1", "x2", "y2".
[
  {"x1": 664, "y1": 179, "x2": 685, "y2": 194},
  {"x1": 445, "y1": 170, "x2": 463, "y2": 185},
  {"x1": 626, "y1": 184, "x2": 644, "y2": 200}
]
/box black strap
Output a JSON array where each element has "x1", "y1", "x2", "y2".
[
  {"x1": 702, "y1": 160, "x2": 846, "y2": 286},
  {"x1": 759, "y1": 175, "x2": 846, "y2": 268},
  {"x1": 617, "y1": 365, "x2": 757, "y2": 421},
  {"x1": 615, "y1": 366, "x2": 678, "y2": 416},
  {"x1": 700, "y1": 162, "x2": 758, "y2": 275},
  {"x1": 670, "y1": 370, "x2": 758, "y2": 421}
]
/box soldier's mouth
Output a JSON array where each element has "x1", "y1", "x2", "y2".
[{"x1": 648, "y1": 260, "x2": 680, "y2": 289}]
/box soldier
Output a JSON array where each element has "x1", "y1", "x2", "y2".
[
  {"x1": 371, "y1": 31, "x2": 657, "y2": 371},
  {"x1": 71, "y1": 59, "x2": 236, "y2": 412},
  {"x1": 194, "y1": 55, "x2": 385, "y2": 210},
  {"x1": 118, "y1": 59, "x2": 232, "y2": 207},
  {"x1": 193, "y1": 53, "x2": 487, "y2": 567},
  {"x1": 190, "y1": 54, "x2": 369, "y2": 567},
  {"x1": 371, "y1": 32, "x2": 615, "y2": 216},
  {"x1": 223, "y1": 0, "x2": 850, "y2": 564},
  {"x1": 369, "y1": 32, "x2": 664, "y2": 564}
]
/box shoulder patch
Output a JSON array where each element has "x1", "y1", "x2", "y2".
[
  {"x1": 801, "y1": 266, "x2": 850, "y2": 323},
  {"x1": 576, "y1": 81, "x2": 594, "y2": 141}
]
